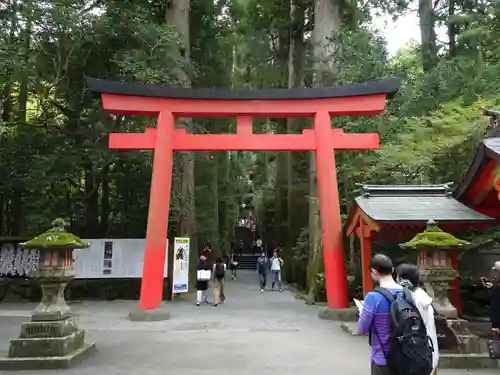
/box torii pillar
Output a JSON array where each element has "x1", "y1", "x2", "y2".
[{"x1": 86, "y1": 77, "x2": 399, "y2": 320}]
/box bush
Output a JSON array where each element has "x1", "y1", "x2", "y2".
[
  {"x1": 287, "y1": 228, "x2": 309, "y2": 289},
  {"x1": 312, "y1": 271, "x2": 363, "y2": 303}
]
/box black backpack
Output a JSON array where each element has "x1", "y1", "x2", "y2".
[
  {"x1": 373, "y1": 287, "x2": 433, "y2": 375},
  {"x1": 214, "y1": 263, "x2": 225, "y2": 279}
]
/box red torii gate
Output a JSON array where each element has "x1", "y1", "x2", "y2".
[{"x1": 86, "y1": 77, "x2": 399, "y2": 314}]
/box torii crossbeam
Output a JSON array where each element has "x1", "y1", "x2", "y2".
[{"x1": 86, "y1": 77, "x2": 400, "y2": 313}]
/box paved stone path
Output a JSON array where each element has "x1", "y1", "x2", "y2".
[{"x1": 0, "y1": 271, "x2": 497, "y2": 375}]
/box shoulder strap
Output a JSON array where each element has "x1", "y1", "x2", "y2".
[
  {"x1": 373, "y1": 287, "x2": 395, "y2": 303},
  {"x1": 402, "y1": 287, "x2": 414, "y2": 302},
  {"x1": 431, "y1": 302, "x2": 446, "y2": 318}
]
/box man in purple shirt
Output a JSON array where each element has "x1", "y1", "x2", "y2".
[{"x1": 358, "y1": 254, "x2": 403, "y2": 375}]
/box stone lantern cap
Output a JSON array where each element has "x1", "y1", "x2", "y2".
[
  {"x1": 21, "y1": 218, "x2": 89, "y2": 250},
  {"x1": 400, "y1": 219, "x2": 470, "y2": 249}
]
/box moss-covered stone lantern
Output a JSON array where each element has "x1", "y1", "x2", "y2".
[
  {"x1": 0, "y1": 219, "x2": 96, "y2": 370},
  {"x1": 400, "y1": 220, "x2": 469, "y2": 319}
]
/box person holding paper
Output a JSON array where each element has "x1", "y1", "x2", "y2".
[{"x1": 357, "y1": 254, "x2": 403, "y2": 375}]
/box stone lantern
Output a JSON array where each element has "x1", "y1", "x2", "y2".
[
  {"x1": 400, "y1": 220, "x2": 469, "y2": 318},
  {"x1": 0, "y1": 219, "x2": 96, "y2": 370},
  {"x1": 399, "y1": 220, "x2": 486, "y2": 356}
]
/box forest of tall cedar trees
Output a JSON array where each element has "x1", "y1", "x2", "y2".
[{"x1": 1, "y1": 0, "x2": 500, "y2": 301}]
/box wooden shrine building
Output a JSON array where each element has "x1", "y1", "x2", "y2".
[
  {"x1": 345, "y1": 184, "x2": 494, "y2": 300},
  {"x1": 345, "y1": 109, "x2": 500, "y2": 315}
]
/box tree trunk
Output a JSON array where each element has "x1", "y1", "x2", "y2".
[
  {"x1": 100, "y1": 164, "x2": 110, "y2": 237},
  {"x1": 274, "y1": 0, "x2": 292, "y2": 250},
  {"x1": 307, "y1": 0, "x2": 342, "y2": 302},
  {"x1": 0, "y1": 193, "x2": 3, "y2": 236},
  {"x1": 419, "y1": 0, "x2": 438, "y2": 71},
  {"x1": 217, "y1": 153, "x2": 231, "y2": 256},
  {"x1": 10, "y1": 9, "x2": 33, "y2": 236},
  {"x1": 84, "y1": 164, "x2": 100, "y2": 237},
  {"x1": 447, "y1": 0, "x2": 457, "y2": 57},
  {"x1": 165, "y1": 0, "x2": 197, "y2": 262},
  {"x1": 286, "y1": 0, "x2": 306, "y2": 256}
]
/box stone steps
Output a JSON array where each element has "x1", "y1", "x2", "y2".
[{"x1": 439, "y1": 353, "x2": 498, "y2": 369}]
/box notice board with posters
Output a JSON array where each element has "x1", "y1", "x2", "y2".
[{"x1": 73, "y1": 239, "x2": 169, "y2": 279}]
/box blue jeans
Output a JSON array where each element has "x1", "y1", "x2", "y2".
[
  {"x1": 271, "y1": 270, "x2": 282, "y2": 289},
  {"x1": 259, "y1": 273, "x2": 267, "y2": 289}
]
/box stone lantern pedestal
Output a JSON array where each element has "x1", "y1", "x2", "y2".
[
  {"x1": 418, "y1": 251, "x2": 459, "y2": 319},
  {"x1": 0, "y1": 219, "x2": 96, "y2": 370}
]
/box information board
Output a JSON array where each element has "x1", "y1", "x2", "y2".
[
  {"x1": 73, "y1": 239, "x2": 169, "y2": 279},
  {"x1": 0, "y1": 239, "x2": 169, "y2": 279}
]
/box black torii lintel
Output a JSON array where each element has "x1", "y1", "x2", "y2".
[{"x1": 85, "y1": 76, "x2": 400, "y2": 101}]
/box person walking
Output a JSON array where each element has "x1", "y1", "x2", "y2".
[
  {"x1": 358, "y1": 254, "x2": 403, "y2": 375},
  {"x1": 358, "y1": 254, "x2": 433, "y2": 375},
  {"x1": 256, "y1": 251, "x2": 269, "y2": 293},
  {"x1": 256, "y1": 238, "x2": 263, "y2": 253},
  {"x1": 270, "y1": 250, "x2": 284, "y2": 292},
  {"x1": 212, "y1": 257, "x2": 226, "y2": 307},
  {"x1": 195, "y1": 255, "x2": 211, "y2": 306},
  {"x1": 202, "y1": 243, "x2": 212, "y2": 261},
  {"x1": 396, "y1": 263, "x2": 439, "y2": 375},
  {"x1": 481, "y1": 261, "x2": 500, "y2": 341},
  {"x1": 236, "y1": 239, "x2": 244, "y2": 256},
  {"x1": 229, "y1": 252, "x2": 238, "y2": 280}
]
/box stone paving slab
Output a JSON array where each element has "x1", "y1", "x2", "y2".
[{"x1": 0, "y1": 271, "x2": 497, "y2": 375}]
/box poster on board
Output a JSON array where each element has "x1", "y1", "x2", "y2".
[
  {"x1": 172, "y1": 237, "x2": 190, "y2": 294},
  {"x1": 73, "y1": 239, "x2": 169, "y2": 279}
]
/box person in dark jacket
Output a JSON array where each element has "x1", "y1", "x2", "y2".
[
  {"x1": 196, "y1": 255, "x2": 211, "y2": 306},
  {"x1": 481, "y1": 261, "x2": 500, "y2": 339},
  {"x1": 256, "y1": 252, "x2": 269, "y2": 293}
]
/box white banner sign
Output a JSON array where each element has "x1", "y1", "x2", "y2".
[
  {"x1": 172, "y1": 237, "x2": 190, "y2": 294},
  {"x1": 0, "y1": 239, "x2": 169, "y2": 279}
]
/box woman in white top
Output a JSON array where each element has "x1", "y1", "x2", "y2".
[
  {"x1": 270, "y1": 250, "x2": 284, "y2": 292},
  {"x1": 396, "y1": 263, "x2": 439, "y2": 375}
]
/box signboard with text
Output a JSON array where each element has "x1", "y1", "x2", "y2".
[{"x1": 172, "y1": 237, "x2": 190, "y2": 294}]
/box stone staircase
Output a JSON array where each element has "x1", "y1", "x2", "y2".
[{"x1": 236, "y1": 254, "x2": 258, "y2": 270}]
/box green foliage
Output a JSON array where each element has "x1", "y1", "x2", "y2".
[
  {"x1": 0, "y1": 0, "x2": 247, "y2": 255},
  {"x1": 312, "y1": 272, "x2": 327, "y2": 302}
]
